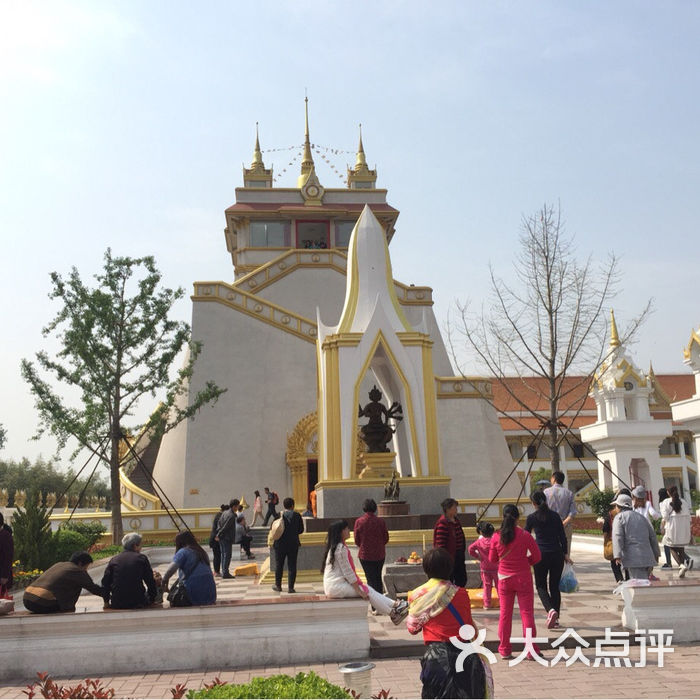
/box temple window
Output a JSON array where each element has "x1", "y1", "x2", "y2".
[
  {"x1": 249, "y1": 220, "x2": 290, "y2": 247},
  {"x1": 296, "y1": 220, "x2": 329, "y2": 249},
  {"x1": 334, "y1": 220, "x2": 356, "y2": 247},
  {"x1": 659, "y1": 437, "x2": 680, "y2": 456}
]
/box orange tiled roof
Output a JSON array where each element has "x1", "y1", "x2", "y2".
[{"x1": 492, "y1": 373, "x2": 695, "y2": 433}]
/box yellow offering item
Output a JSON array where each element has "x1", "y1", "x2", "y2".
[
  {"x1": 466, "y1": 588, "x2": 500, "y2": 608},
  {"x1": 233, "y1": 563, "x2": 259, "y2": 577}
]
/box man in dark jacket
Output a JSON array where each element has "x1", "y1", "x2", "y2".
[
  {"x1": 102, "y1": 532, "x2": 158, "y2": 608},
  {"x1": 216, "y1": 498, "x2": 240, "y2": 579},
  {"x1": 272, "y1": 497, "x2": 304, "y2": 593},
  {"x1": 23, "y1": 551, "x2": 107, "y2": 613},
  {"x1": 209, "y1": 504, "x2": 229, "y2": 576}
]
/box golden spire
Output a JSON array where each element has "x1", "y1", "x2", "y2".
[
  {"x1": 250, "y1": 122, "x2": 265, "y2": 171},
  {"x1": 300, "y1": 96, "x2": 314, "y2": 175},
  {"x1": 243, "y1": 122, "x2": 272, "y2": 187},
  {"x1": 354, "y1": 124, "x2": 368, "y2": 171},
  {"x1": 609, "y1": 309, "x2": 621, "y2": 348}
]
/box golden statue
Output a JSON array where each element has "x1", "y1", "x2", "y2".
[
  {"x1": 14, "y1": 490, "x2": 27, "y2": 508},
  {"x1": 45, "y1": 492, "x2": 57, "y2": 509},
  {"x1": 0, "y1": 489, "x2": 8, "y2": 508}
]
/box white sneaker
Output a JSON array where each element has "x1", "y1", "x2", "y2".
[{"x1": 679, "y1": 564, "x2": 687, "y2": 579}]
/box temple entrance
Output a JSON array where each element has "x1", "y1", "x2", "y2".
[{"x1": 307, "y1": 459, "x2": 318, "y2": 496}]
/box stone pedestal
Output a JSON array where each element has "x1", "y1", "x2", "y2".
[
  {"x1": 377, "y1": 500, "x2": 409, "y2": 517},
  {"x1": 315, "y1": 476, "x2": 451, "y2": 518},
  {"x1": 358, "y1": 452, "x2": 396, "y2": 480}
]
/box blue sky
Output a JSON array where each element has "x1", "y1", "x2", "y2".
[{"x1": 1, "y1": 1, "x2": 699, "y2": 463}]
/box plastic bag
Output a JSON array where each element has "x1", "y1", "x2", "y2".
[{"x1": 559, "y1": 561, "x2": 579, "y2": 593}]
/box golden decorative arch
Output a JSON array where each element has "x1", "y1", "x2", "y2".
[
  {"x1": 286, "y1": 410, "x2": 368, "y2": 505},
  {"x1": 286, "y1": 411, "x2": 319, "y2": 508}
]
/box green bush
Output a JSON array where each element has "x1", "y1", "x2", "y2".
[
  {"x1": 48, "y1": 528, "x2": 91, "y2": 566},
  {"x1": 12, "y1": 496, "x2": 54, "y2": 569},
  {"x1": 186, "y1": 672, "x2": 351, "y2": 699},
  {"x1": 61, "y1": 521, "x2": 106, "y2": 548},
  {"x1": 585, "y1": 487, "x2": 615, "y2": 519},
  {"x1": 691, "y1": 489, "x2": 700, "y2": 512}
]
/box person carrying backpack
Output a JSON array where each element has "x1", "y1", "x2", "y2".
[{"x1": 263, "y1": 486, "x2": 280, "y2": 526}]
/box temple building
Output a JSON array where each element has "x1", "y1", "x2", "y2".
[
  {"x1": 146, "y1": 104, "x2": 515, "y2": 513},
  {"x1": 495, "y1": 313, "x2": 697, "y2": 505}
]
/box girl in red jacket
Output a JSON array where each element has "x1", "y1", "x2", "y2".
[{"x1": 488, "y1": 504, "x2": 541, "y2": 660}]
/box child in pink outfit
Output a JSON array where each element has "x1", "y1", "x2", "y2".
[{"x1": 467, "y1": 521, "x2": 498, "y2": 608}]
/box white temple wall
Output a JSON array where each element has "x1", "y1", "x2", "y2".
[
  {"x1": 401, "y1": 305, "x2": 454, "y2": 376},
  {"x1": 168, "y1": 302, "x2": 316, "y2": 508},
  {"x1": 256, "y1": 267, "x2": 347, "y2": 323},
  {"x1": 437, "y1": 397, "x2": 516, "y2": 499}
]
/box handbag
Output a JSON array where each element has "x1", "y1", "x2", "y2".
[
  {"x1": 603, "y1": 539, "x2": 614, "y2": 561},
  {"x1": 167, "y1": 578, "x2": 191, "y2": 607}
]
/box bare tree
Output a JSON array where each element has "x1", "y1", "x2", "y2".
[{"x1": 448, "y1": 203, "x2": 652, "y2": 471}]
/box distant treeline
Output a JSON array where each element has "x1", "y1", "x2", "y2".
[{"x1": 0, "y1": 457, "x2": 111, "y2": 508}]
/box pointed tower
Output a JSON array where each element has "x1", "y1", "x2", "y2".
[
  {"x1": 580, "y1": 310, "x2": 670, "y2": 496},
  {"x1": 315, "y1": 205, "x2": 448, "y2": 516},
  {"x1": 347, "y1": 125, "x2": 377, "y2": 189},
  {"x1": 243, "y1": 123, "x2": 273, "y2": 188},
  {"x1": 296, "y1": 97, "x2": 325, "y2": 205}
]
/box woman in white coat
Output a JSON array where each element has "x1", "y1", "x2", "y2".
[
  {"x1": 660, "y1": 485, "x2": 694, "y2": 577},
  {"x1": 321, "y1": 519, "x2": 408, "y2": 624}
]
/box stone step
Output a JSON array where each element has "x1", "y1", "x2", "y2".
[{"x1": 249, "y1": 526, "x2": 271, "y2": 548}]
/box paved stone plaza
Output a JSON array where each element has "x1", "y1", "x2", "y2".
[{"x1": 1, "y1": 535, "x2": 696, "y2": 698}]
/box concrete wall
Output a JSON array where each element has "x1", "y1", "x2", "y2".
[{"x1": 437, "y1": 397, "x2": 517, "y2": 499}]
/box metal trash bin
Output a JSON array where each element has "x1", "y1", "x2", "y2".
[{"x1": 338, "y1": 661, "x2": 375, "y2": 698}]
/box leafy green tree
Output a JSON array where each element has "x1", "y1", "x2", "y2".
[
  {"x1": 21, "y1": 250, "x2": 226, "y2": 542},
  {"x1": 0, "y1": 457, "x2": 110, "y2": 507},
  {"x1": 586, "y1": 486, "x2": 615, "y2": 519},
  {"x1": 0, "y1": 424, "x2": 6, "y2": 450}
]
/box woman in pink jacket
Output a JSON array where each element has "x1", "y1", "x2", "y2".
[{"x1": 489, "y1": 504, "x2": 541, "y2": 660}]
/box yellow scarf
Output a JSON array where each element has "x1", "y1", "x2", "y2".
[{"x1": 406, "y1": 578, "x2": 458, "y2": 634}]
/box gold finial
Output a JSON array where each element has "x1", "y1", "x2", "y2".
[
  {"x1": 609, "y1": 309, "x2": 621, "y2": 348},
  {"x1": 300, "y1": 95, "x2": 314, "y2": 175},
  {"x1": 250, "y1": 122, "x2": 264, "y2": 170},
  {"x1": 354, "y1": 123, "x2": 367, "y2": 170}
]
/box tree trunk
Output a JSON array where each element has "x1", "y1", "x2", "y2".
[{"x1": 109, "y1": 430, "x2": 123, "y2": 544}]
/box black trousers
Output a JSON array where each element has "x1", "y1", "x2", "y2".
[
  {"x1": 669, "y1": 546, "x2": 686, "y2": 566},
  {"x1": 210, "y1": 540, "x2": 221, "y2": 574},
  {"x1": 610, "y1": 559, "x2": 625, "y2": 583},
  {"x1": 239, "y1": 534, "x2": 252, "y2": 556},
  {"x1": 263, "y1": 505, "x2": 279, "y2": 526},
  {"x1": 359, "y1": 558, "x2": 385, "y2": 595},
  {"x1": 23, "y1": 598, "x2": 61, "y2": 614},
  {"x1": 451, "y1": 549, "x2": 467, "y2": 588},
  {"x1": 275, "y1": 546, "x2": 299, "y2": 590},
  {"x1": 533, "y1": 550, "x2": 564, "y2": 614}
]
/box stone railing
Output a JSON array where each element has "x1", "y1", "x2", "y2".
[
  {"x1": 119, "y1": 468, "x2": 161, "y2": 511},
  {"x1": 193, "y1": 281, "x2": 319, "y2": 344}
]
